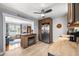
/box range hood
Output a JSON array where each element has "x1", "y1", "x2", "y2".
[{"x1": 69, "y1": 21, "x2": 79, "y2": 27}]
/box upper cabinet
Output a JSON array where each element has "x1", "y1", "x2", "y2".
[
  {"x1": 75, "y1": 3, "x2": 79, "y2": 21},
  {"x1": 68, "y1": 3, "x2": 75, "y2": 24},
  {"x1": 68, "y1": 3, "x2": 79, "y2": 27}
]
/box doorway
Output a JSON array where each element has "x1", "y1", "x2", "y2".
[
  {"x1": 5, "y1": 23, "x2": 21, "y2": 51},
  {"x1": 4, "y1": 14, "x2": 34, "y2": 51}
]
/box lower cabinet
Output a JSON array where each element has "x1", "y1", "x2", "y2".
[{"x1": 21, "y1": 34, "x2": 36, "y2": 48}]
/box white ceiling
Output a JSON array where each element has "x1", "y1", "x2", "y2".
[{"x1": 1, "y1": 3, "x2": 68, "y2": 19}]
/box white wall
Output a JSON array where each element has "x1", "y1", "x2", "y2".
[
  {"x1": 0, "y1": 12, "x2": 3, "y2": 53},
  {"x1": 33, "y1": 20, "x2": 38, "y2": 41},
  {"x1": 53, "y1": 16, "x2": 68, "y2": 42},
  {"x1": 0, "y1": 12, "x2": 6, "y2": 55}
]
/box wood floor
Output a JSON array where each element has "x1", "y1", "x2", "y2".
[
  {"x1": 6, "y1": 43, "x2": 20, "y2": 51},
  {"x1": 4, "y1": 40, "x2": 79, "y2": 56},
  {"x1": 4, "y1": 41, "x2": 49, "y2": 56}
]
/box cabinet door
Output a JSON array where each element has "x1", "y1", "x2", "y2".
[
  {"x1": 68, "y1": 3, "x2": 75, "y2": 24},
  {"x1": 75, "y1": 3, "x2": 79, "y2": 21},
  {"x1": 68, "y1": 3, "x2": 72, "y2": 23}
]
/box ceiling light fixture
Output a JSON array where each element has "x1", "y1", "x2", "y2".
[{"x1": 41, "y1": 13, "x2": 45, "y2": 18}]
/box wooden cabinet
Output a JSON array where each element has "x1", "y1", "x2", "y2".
[
  {"x1": 74, "y1": 3, "x2": 79, "y2": 21},
  {"x1": 27, "y1": 26, "x2": 32, "y2": 34},
  {"x1": 68, "y1": 3, "x2": 75, "y2": 25},
  {"x1": 68, "y1": 3, "x2": 79, "y2": 27},
  {"x1": 38, "y1": 17, "x2": 52, "y2": 44},
  {"x1": 21, "y1": 34, "x2": 36, "y2": 48}
]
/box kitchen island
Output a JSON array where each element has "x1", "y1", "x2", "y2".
[{"x1": 21, "y1": 34, "x2": 36, "y2": 48}]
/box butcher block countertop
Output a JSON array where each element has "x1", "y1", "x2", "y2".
[{"x1": 48, "y1": 39, "x2": 79, "y2": 56}]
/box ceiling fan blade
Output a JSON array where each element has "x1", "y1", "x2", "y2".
[
  {"x1": 34, "y1": 12, "x2": 42, "y2": 14},
  {"x1": 34, "y1": 9, "x2": 52, "y2": 14},
  {"x1": 45, "y1": 9, "x2": 52, "y2": 13}
]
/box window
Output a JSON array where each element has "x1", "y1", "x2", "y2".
[{"x1": 8, "y1": 23, "x2": 21, "y2": 35}]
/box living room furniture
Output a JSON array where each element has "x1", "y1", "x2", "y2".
[
  {"x1": 38, "y1": 17, "x2": 52, "y2": 44},
  {"x1": 21, "y1": 34, "x2": 36, "y2": 48}
]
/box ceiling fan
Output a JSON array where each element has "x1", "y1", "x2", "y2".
[
  {"x1": 34, "y1": 8, "x2": 52, "y2": 18},
  {"x1": 34, "y1": 8, "x2": 52, "y2": 14}
]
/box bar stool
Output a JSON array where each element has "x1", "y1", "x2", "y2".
[{"x1": 76, "y1": 37, "x2": 79, "y2": 45}]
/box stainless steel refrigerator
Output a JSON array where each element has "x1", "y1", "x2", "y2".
[{"x1": 41, "y1": 24, "x2": 50, "y2": 43}]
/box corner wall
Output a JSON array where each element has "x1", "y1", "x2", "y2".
[
  {"x1": 34, "y1": 20, "x2": 38, "y2": 41},
  {"x1": 0, "y1": 12, "x2": 5, "y2": 55}
]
